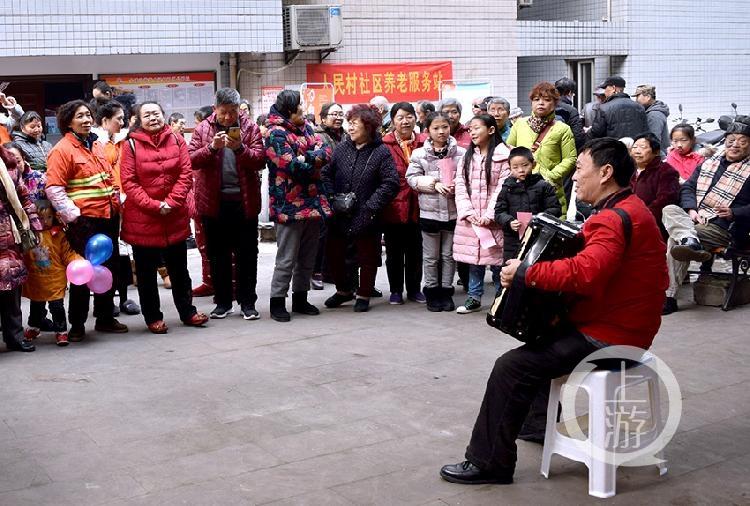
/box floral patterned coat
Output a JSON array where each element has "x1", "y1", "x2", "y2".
[{"x1": 265, "y1": 107, "x2": 332, "y2": 223}]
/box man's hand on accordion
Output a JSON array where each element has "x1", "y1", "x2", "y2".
[{"x1": 500, "y1": 258, "x2": 522, "y2": 289}]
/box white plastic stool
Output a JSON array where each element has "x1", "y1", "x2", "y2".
[{"x1": 540, "y1": 352, "x2": 667, "y2": 498}]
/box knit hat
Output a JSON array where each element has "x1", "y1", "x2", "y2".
[{"x1": 726, "y1": 115, "x2": 750, "y2": 138}]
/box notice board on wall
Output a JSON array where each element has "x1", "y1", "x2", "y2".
[{"x1": 100, "y1": 72, "x2": 216, "y2": 128}]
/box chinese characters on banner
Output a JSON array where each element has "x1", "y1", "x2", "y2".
[
  {"x1": 100, "y1": 72, "x2": 216, "y2": 128},
  {"x1": 306, "y1": 61, "x2": 453, "y2": 104}
]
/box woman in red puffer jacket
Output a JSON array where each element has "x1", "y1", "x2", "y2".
[{"x1": 119, "y1": 101, "x2": 208, "y2": 334}]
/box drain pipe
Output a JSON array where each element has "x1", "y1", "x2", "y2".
[{"x1": 229, "y1": 53, "x2": 238, "y2": 90}]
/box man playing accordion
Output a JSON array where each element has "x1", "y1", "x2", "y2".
[{"x1": 440, "y1": 138, "x2": 669, "y2": 485}]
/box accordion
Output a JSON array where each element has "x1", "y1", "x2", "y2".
[{"x1": 486, "y1": 213, "x2": 583, "y2": 342}]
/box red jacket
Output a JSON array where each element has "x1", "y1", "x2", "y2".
[
  {"x1": 525, "y1": 192, "x2": 668, "y2": 349},
  {"x1": 188, "y1": 112, "x2": 265, "y2": 219},
  {"x1": 453, "y1": 124, "x2": 472, "y2": 149},
  {"x1": 630, "y1": 158, "x2": 680, "y2": 226},
  {"x1": 119, "y1": 126, "x2": 193, "y2": 248},
  {"x1": 381, "y1": 131, "x2": 425, "y2": 224}
]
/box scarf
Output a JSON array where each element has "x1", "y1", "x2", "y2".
[
  {"x1": 0, "y1": 157, "x2": 31, "y2": 244},
  {"x1": 398, "y1": 132, "x2": 416, "y2": 162},
  {"x1": 695, "y1": 154, "x2": 750, "y2": 221},
  {"x1": 527, "y1": 113, "x2": 554, "y2": 134}
]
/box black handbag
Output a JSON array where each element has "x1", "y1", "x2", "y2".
[{"x1": 331, "y1": 192, "x2": 357, "y2": 214}]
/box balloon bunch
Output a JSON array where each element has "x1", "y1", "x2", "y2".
[{"x1": 65, "y1": 234, "x2": 114, "y2": 294}]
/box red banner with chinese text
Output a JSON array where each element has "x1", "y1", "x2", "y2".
[{"x1": 306, "y1": 61, "x2": 453, "y2": 104}]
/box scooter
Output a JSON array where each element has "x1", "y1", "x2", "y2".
[{"x1": 695, "y1": 102, "x2": 739, "y2": 148}]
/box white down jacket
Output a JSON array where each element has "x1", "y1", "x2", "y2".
[{"x1": 405, "y1": 137, "x2": 465, "y2": 222}]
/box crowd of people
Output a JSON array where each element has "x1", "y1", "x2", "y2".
[{"x1": 0, "y1": 74, "x2": 749, "y2": 355}]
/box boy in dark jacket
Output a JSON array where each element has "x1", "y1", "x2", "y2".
[{"x1": 494, "y1": 147, "x2": 562, "y2": 260}]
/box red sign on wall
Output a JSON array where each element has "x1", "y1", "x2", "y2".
[{"x1": 306, "y1": 61, "x2": 453, "y2": 104}]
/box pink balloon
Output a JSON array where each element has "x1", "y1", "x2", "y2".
[
  {"x1": 66, "y1": 259, "x2": 94, "y2": 285},
  {"x1": 87, "y1": 265, "x2": 113, "y2": 294}
]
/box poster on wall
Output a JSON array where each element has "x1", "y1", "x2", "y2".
[
  {"x1": 260, "y1": 86, "x2": 284, "y2": 117},
  {"x1": 100, "y1": 72, "x2": 216, "y2": 128},
  {"x1": 440, "y1": 80, "x2": 493, "y2": 123},
  {"x1": 300, "y1": 83, "x2": 335, "y2": 118},
  {"x1": 306, "y1": 61, "x2": 453, "y2": 104}
]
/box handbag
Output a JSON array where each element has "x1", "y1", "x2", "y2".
[
  {"x1": 0, "y1": 170, "x2": 39, "y2": 253},
  {"x1": 331, "y1": 192, "x2": 357, "y2": 214},
  {"x1": 330, "y1": 151, "x2": 374, "y2": 216}
]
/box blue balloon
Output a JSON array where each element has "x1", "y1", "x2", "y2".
[{"x1": 84, "y1": 233, "x2": 113, "y2": 266}]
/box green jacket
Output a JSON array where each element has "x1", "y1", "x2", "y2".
[{"x1": 507, "y1": 117, "x2": 577, "y2": 213}]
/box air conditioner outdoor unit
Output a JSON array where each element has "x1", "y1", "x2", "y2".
[
  {"x1": 283, "y1": 5, "x2": 343, "y2": 51},
  {"x1": 518, "y1": 0, "x2": 533, "y2": 7}
]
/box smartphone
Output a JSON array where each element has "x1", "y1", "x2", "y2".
[{"x1": 227, "y1": 126, "x2": 241, "y2": 141}]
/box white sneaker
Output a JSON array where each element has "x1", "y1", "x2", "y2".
[{"x1": 456, "y1": 298, "x2": 482, "y2": 314}]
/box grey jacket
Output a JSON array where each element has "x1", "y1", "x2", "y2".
[
  {"x1": 645, "y1": 100, "x2": 670, "y2": 154},
  {"x1": 406, "y1": 137, "x2": 465, "y2": 222}
]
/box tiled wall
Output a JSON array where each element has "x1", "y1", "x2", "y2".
[
  {"x1": 0, "y1": 0, "x2": 283, "y2": 56},
  {"x1": 241, "y1": 0, "x2": 520, "y2": 116},
  {"x1": 619, "y1": 1, "x2": 750, "y2": 120}
]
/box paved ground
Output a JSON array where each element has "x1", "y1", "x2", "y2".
[{"x1": 0, "y1": 243, "x2": 748, "y2": 505}]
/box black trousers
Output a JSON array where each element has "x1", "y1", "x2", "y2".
[
  {"x1": 465, "y1": 329, "x2": 600, "y2": 473},
  {"x1": 116, "y1": 254, "x2": 133, "y2": 304},
  {"x1": 202, "y1": 200, "x2": 258, "y2": 307},
  {"x1": 132, "y1": 242, "x2": 196, "y2": 324},
  {"x1": 29, "y1": 299, "x2": 67, "y2": 332},
  {"x1": 65, "y1": 215, "x2": 120, "y2": 327},
  {"x1": 383, "y1": 223, "x2": 422, "y2": 294},
  {"x1": 0, "y1": 287, "x2": 24, "y2": 346}
]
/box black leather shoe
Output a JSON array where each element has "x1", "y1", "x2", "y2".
[
  {"x1": 439, "y1": 461, "x2": 513, "y2": 485},
  {"x1": 670, "y1": 238, "x2": 712, "y2": 262},
  {"x1": 662, "y1": 296, "x2": 678, "y2": 315},
  {"x1": 5, "y1": 339, "x2": 36, "y2": 352},
  {"x1": 324, "y1": 292, "x2": 355, "y2": 308}
]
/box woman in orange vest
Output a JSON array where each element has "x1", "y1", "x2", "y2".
[{"x1": 45, "y1": 100, "x2": 128, "y2": 342}]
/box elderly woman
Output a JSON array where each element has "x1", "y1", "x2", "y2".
[
  {"x1": 119, "y1": 102, "x2": 208, "y2": 334},
  {"x1": 12, "y1": 111, "x2": 53, "y2": 171},
  {"x1": 46, "y1": 100, "x2": 127, "y2": 341},
  {"x1": 265, "y1": 90, "x2": 331, "y2": 322},
  {"x1": 630, "y1": 132, "x2": 680, "y2": 229},
  {"x1": 0, "y1": 146, "x2": 42, "y2": 352},
  {"x1": 322, "y1": 104, "x2": 399, "y2": 313},
  {"x1": 507, "y1": 82, "x2": 577, "y2": 214},
  {"x1": 486, "y1": 97, "x2": 512, "y2": 142},
  {"x1": 382, "y1": 102, "x2": 425, "y2": 304}
]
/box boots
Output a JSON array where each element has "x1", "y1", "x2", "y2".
[
  {"x1": 158, "y1": 266, "x2": 171, "y2": 289},
  {"x1": 292, "y1": 291, "x2": 320, "y2": 315},
  {"x1": 424, "y1": 286, "x2": 443, "y2": 312},
  {"x1": 441, "y1": 286, "x2": 456, "y2": 312},
  {"x1": 270, "y1": 296, "x2": 291, "y2": 322}
]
